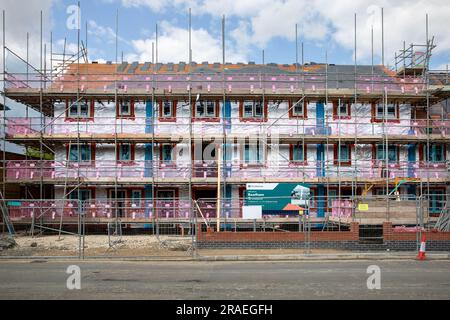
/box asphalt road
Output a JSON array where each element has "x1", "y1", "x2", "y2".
[{"x1": 0, "y1": 260, "x2": 449, "y2": 299}]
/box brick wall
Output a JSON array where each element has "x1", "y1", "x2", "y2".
[
  {"x1": 198, "y1": 223, "x2": 359, "y2": 243},
  {"x1": 382, "y1": 222, "x2": 450, "y2": 251},
  {"x1": 383, "y1": 222, "x2": 450, "y2": 241},
  {"x1": 197, "y1": 222, "x2": 450, "y2": 251}
]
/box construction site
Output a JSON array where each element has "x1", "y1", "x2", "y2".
[{"x1": 0, "y1": 7, "x2": 449, "y2": 258}]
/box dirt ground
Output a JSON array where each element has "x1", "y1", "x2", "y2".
[
  {"x1": 0, "y1": 235, "x2": 194, "y2": 257},
  {"x1": 0, "y1": 234, "x2": 351, "y2": 257}
]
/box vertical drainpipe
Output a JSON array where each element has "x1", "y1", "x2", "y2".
[
  {"x1": 316, "y1": 101, "x2": 325, "y2": 218},
  {"x1": 144, "y1": 99, "x2": 153, "y2": 228}
]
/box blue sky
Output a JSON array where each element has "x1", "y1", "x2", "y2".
[{"x1": 2, "y1": 0, "x2": 450, "y2": 71}]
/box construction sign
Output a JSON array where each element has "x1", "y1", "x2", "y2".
[
  {"x1": 245, "y1": 183, "x2": 310, "y2": 216},
  {"x1": 358, "y1": 203, "x2": 369, "y2": 211}
]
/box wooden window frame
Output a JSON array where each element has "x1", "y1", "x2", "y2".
[
  {"x1": 130, "y1": 189, "x2": 144, "y2": 206},
  {"x1": 419, "y1": 143, "x2": 447, "y2": 166},
  {"x1": 116, "y1": 99, "x2": 135, "y2": 120},
  {"x1": 116, "y1": 143, "x2": 136, "y2": 164},
  {"x1": 288, "y1": 99, "x2": 308, "y2": 119},
  {"x1": 65, "y1": 99, "x2": 95, "y2": 122},
  {"x1": 160, "y1": 143, "x2": 177, "y2": 167},
  {"x1": 372, "y1": 144, "x2": 401, "y2": 167},
  {"x1": 192, "y1": 99, "x2": 220, "y2": 122},
  {"x1": 371, "y1": 101, "x2": 400, "y2": 123},
  {"x1": 239, "y1": 99, "x2": 268, "y2": 122},
  {"x1": 333, "y1": 144, "x2": 352, "y2": 166},
  {"x1": 68, "y1": 187, "x2": 96, "y2": 201},
  {"x1": 155, "y1": 188, "x2": 179, "y2": 199},
  {"x1": 427, "y1": 187, "x2": 446, "y2": 215},
  {"x1": 289, "y1": 143, "x2": 308, "y2": 165},
  {"x1": 66, "y1": 143, "x2": 96, "y2": 164},
  {"x1": 159, "y1": 99, "x2": 177, "y2": 122},
  {"x1": 332, "y1": 101, "x2": 351, "y2": 120},
  {"x1": 240, "y1": 140, "x2": 266, "y2": 167}
]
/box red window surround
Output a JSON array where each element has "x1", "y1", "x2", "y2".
[
  {"x1": 65, "y1": 99, "x2": 95, "y2": 122},
  {"x1": 418, "y1": 144, "x2": 447, "y2": 167},
  {"x1": 238, "y1": 142, "x2": 267, "y2": 168},
  {"x1": 65, "y1": 143, "x2": 96, "y2": 162},
  {"x1": 116, "y1": 143, "x2": 136, "y2": 165},
  {"x1": 81, "y1": 187, "x2": 96, "y2": 200},
  {"x1": 288, "y1": 100, "x2": 308, "y2": 119},
  {"x1": 116, "y1": 99, "x2": 135, "y2": 120},
  {"x1": 332, "y1": 101, "x2": 351, "y2": 120},
  {"x1": 106, "y1": 188, "x2": 144, "y2": 200},
  {"x1": 192, "y1": 100, "x2": 220, "y2": 122},
  {"x1": 159, "y1": 143, "x2": 177, "y2": 167},
  {"x1": 158, "y1": 99, "x2": 177, "y2": 122},
  {"x1": 371, "y1": 143, "x2": 401, "y2": 168},
  {"x1": 333, "y1": 144, "x2": 353, "y2": 166},
  {"x1": 239, "y1": 100, "x2": 268, "y2": 122},
  {"x1": 289, "y1": 144, "x2": 308, "y2": 165},
  {"x1": 371, "y1": 102, "x2": 400, "y2": 123},
  {"x1": 154, "y1": 187, "x2": 179, "y2": 199},
  {"x1": 154, "y1": 187, "x2": 180, "y2": 216}
]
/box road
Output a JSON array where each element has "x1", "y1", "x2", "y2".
[{"x1": 0, "y1": 260, "x2": 449, "y2": 299}]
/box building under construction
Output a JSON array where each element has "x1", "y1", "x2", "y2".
[{"x1": 1, "y1": 11, "x2": 449, "y2": 243}]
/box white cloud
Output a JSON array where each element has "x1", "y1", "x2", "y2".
[
  {"x1": 127, "y1": 20, "x2": 247, "y2": 63},
  {"x1": 116, "y1": 0, "x2": 450, "y2": 65},
  {"x1": 120, "y1": 0, "x2": 171, "y2": 12},
  {"x1": 88, "y1": 20, "x2": 131, "y2": 46},
  {"x1": 1, "y1": 0, "x2": 54, "y2": 73}
]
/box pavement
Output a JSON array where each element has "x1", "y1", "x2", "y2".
[
  {"x1": 0, "y1": 260, "x2": 449, "y2": 299},
  {"x1": 1, "y1": 251, "x2": 450, "y2": 261}
]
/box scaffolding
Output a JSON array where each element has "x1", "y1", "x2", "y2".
[{"x1": 1, "y1": 6, "x2": 449, "y2": 236}]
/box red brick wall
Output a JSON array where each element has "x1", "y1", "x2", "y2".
[
  {"x1": 198, "y1": 222, "x2": 359, "y2": 242},
  {"x1": 383, "y1": 222, "x2": 450, "y2": 241}
]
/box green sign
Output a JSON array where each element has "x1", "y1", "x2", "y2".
[
  {"x1": 7, "y1": 201, "x2": 22, "y2": 207},
  {"x1": 245, "y1": 183, "x2": 310, "y2": 215}
]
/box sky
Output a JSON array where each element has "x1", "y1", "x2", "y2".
[{"x1": 1, "y1": 0, "x2": 450, "y2": 73}]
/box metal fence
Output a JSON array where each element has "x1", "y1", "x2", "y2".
[{"x1": 1, "y1": 194, "x2": 449, "y2": 258}]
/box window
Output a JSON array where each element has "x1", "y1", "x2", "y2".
[
  {"x1": 69, "y1": 144, "x2": 92, "y2": 162},
  {"x1": 243, "y1": 101, "x2": 263, "y2": 119},
  {"x1": 375, "y1": 102, "x2": 398, "y2": 120},
  {"x1": 244, "y1": 141, "x2": 264, "y2": 164},
  {"x1": 333, "y1": 102, "x2": 351, "y2": 119},
  {"x1": 339, "y1": 145, "x2": 350, "y2": 161},
  {"x1": 159, "y1": 100, "x2": 177, "y2": 121},
  {"x1": 376, "y1": 145, "x2": 399, "y2": 162},
  {"x1": 121, "y1": 101, "x2": 131, "y2": 116},
  {"x1": 429, "y1": 190, "x2": 445, "y2": 214},
  {"x1": 426, "y1": 144, "x2": 445, "y2": 163},
  {"x1": 162, "y1": 101, "x2": 173, "y2": 117},
  {"x1": 334, "y1": 144, "x2": 351, "y2": 165},
  {"x1": 161, "y1": 144, "x2": 173, "y2": 162},
  {"x1": 195, "y1": 100, "x2": 216, "y2": 118},
  {"x1": 339, "y1": 104, "x2": 349, "y2": 116},
  {"x1": 289, "y1": 100, "x2": 307, "y2": 118},
  {"x1": 69, "y1": 189, "x2": 92, "y2": 204},
  {"x1": 293, "y1": 103, "x2": 304, "y2": 116},
  {"x1": 131, "y1": 190, "x2": 141, "y2": 206},
  {"x1": 119, "y1": 144, "x2": 131, "y2": 161},
  {"x1": 67, "y1": 99, "x2": 92, "y2": 118},
  {"x1": 291, "y1": 144, "x2": 306, "y2": 162},
  {"x1": 117, "y1": 99, "x2": 135, "y2": 118}
]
